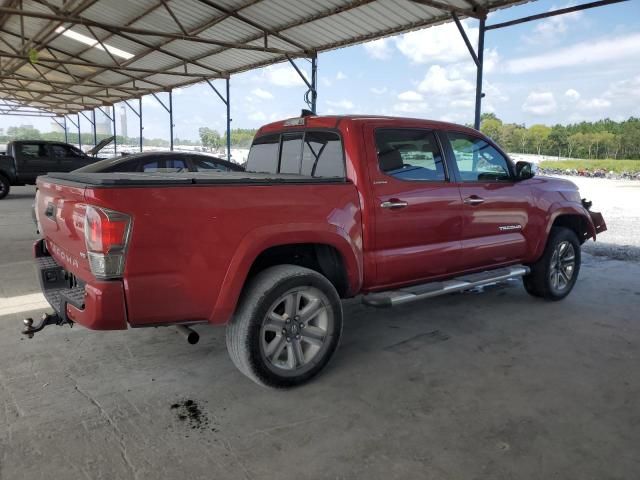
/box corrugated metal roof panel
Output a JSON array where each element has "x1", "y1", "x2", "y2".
[{"x1": 0, "y1": 0, "x2": 536, "y2": 114}]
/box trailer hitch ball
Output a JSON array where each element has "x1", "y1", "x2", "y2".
[{"x1": 23, "y1": 318, "x2": 35, "y2": 338}]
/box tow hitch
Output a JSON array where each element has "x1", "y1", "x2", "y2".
[{"x1": 22, "y1": 312, "x2": 73, "y2": 338}]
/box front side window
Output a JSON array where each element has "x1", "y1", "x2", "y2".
[
  {"x1": 375, "y1": 129, "x2": 446, "y2": 181},
  {"x1": 246, "y1": 134, "x2": 279, "y2": 173},
  {"x1": 447, "y1": 133, "x2": 511, "y2": 181}
]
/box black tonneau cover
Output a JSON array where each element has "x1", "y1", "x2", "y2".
[{"x1": 42, "y1": 171, "x2": 347, "y2": 187}]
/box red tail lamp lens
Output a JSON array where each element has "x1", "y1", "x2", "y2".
[{"x1": 84, "y1": 206, "x2": 131, "y2": 254}]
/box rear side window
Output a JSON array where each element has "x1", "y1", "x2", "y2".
[
  {"x1": 246, "y1": 134, "x2": 279, "y2": 173},
  {"x1": 18, "y1": 143, "x2": 49, "y2": 159},
  {"x1": 164, "y1": 159, "x2": 188, "y2": 171},
  {"x1": 375, "y1": 129, "x2": 446, "y2": 181},
  {"x1": 247, "y1": 131, "x2": 345, "y2": 178},
  {"x1": 192, "y1": 158, "x2": 229, "y2": 172}
]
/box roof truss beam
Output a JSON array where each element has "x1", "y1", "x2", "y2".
[{"x1": 0, "y1": 6, "x2": 306, "y2": 55}]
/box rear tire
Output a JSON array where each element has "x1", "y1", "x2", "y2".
[
  {"x1": 523, "y1": 227, "x2": 581, "y2": 301},
  {"x1": 226, "y1": 265, "x2": 343, "y2": 388},
  {"x1": 0, "y1": 175, "x2": 10, "y2": 200}
]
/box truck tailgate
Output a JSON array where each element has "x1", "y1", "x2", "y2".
[{"x1": 36, "y1": 178, "x2": 93, "y2": 281}]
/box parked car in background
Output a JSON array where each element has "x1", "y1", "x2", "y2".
[
  {"x1": 28, "y1": 114, "x2": 606, "y2": 388},
  {"x1": 0, "y1": 140, "x2": 102, "y2": 199},
  {"x1": 74, "y1": 151, "x2": 244, "y2": 173}
]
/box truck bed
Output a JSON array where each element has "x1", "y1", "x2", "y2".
[{"x1": 43, "y1": 171, "x2": 347, "y2": 187}]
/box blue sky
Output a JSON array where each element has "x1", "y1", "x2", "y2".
[{"x1": 2, "y1": 0, "x2": 639, "y2": 141}]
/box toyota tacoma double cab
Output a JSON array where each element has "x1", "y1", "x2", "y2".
[
  {"x1": 27, "y1": 114, "x2": 606, "y2": 388},
  {"x1": 0, "y1": 140, "x2": 102, "y2": 199}
]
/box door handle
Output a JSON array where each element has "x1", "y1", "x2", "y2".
[
  {"x1": 464, "y1": 196, "x2": 484, "y2": 205},
  {"x1": 380, "y1": 200, "x2": 408, "y2": 209}
]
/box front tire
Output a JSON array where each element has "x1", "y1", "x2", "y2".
[
  {"x1": 0, "y1": 175, "x2": 10, "y2": 200},
  {"x1": 226, "y1": 265, "x2": 343, "y2": 388},
  {"x1": 523, "y1": 227, "x2": 581, "y2": 301}
]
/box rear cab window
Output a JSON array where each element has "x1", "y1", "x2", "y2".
[{"x1": 246, "y1": 130, "x2": 345, "y2": 178}]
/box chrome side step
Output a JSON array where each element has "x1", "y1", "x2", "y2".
[{"x1": 362, "y1": 265, "x2": 530, "y2": 308}]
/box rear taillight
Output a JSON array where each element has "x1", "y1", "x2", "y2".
[{"x1": 83, "y1": 205, "x2": 132, "y2": 279}]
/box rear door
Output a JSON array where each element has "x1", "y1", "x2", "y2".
[
  {"x1": 365, "y1": 125, "x2": 463, "y2": 288},
  {"x1": 441, "y1": 131, "x2": 531, "y2": 270},
  {"x1": 15, "y1": 142, "x2": 58, "y2": 182}
]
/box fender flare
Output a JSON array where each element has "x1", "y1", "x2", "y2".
[
  {"x1": 532, "y1": 202, "x2": 596, "y2": 260},
  {"x1": 209, "y1": 223, "x2": 363, "y2": 324}
]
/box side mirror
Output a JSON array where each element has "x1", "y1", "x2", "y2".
[{"x1": 515, "y1": 161, "x2": 536, "y2": 180}]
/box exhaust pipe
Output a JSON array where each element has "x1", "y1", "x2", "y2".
[{"x1": 175, "y1": 325, "x2": 199, "y2": 345}]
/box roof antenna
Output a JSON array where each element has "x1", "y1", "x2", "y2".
[{"x1": 301, "y1": 109, "x2": 314, "y2": 117}]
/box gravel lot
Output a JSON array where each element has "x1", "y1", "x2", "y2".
[
  {"x1": 1, "y1": 184, "x2": 638, "y2": 480},
  {"x1": 549, "y1": 175, "x2": 640, "y2": 261}
]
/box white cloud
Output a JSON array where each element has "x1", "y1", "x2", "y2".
[
  {"x1": 395, "y1": 20, "x2": 477, "y2": 64},
  {"x1": 325, "y1": 99, "x2": 355, "y2": 111},
  {"x1": 248, "y1": 111, "x2": 267, "y2": 121},
  {"x1": 604, "y1": 75, "x2": 640, "y2": 101},
  {"x1": 451, "y1": 99, "x2": 473, "y2": 108},
  {"x1": 578, "y1": 98, "x2": 611, "y2": 110},
  {"x1": 393, "y1": 102, "x2": 428, "y2": 114},
  {"x1": 370, "y1": 86, "x2": 387, "y2": 95},
  {"x1": 526, "y1": 3, "x2": 584, "y2": 44},
  {"x1": 263, "y1": 64, "x2": 307, "y2": 87},
  {"x1": 506, "y1": 33, "x2": 640, "y2": 74},
  {"x1": 363, "y1": 38, "x2": 392, "y2": 60},
  {"x1": 320, "y1": 77, "x2": 332, "y2": 87},
  {"x1": 522, "y1": 91, "x2": 557, "y2": 116},
  {"x1": 564, "y1": 89, "x2": 581, "y2": 101},
  {"x1": 418, "y1": 65, "x2": 474, "y2": 96},
  {"x1": 397, "y1": 90, "x2": 424, "y2": 102},
  {"x1": 251, "y1": 88, "x2": 273, "y2": 99},
  {"x1": 336, "y1": 71, "x2": 347, "y2": 80}
]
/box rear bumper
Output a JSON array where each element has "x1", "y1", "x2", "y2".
[{"x1": 34, "y1": 239, "x2": 128, "y2": 330}]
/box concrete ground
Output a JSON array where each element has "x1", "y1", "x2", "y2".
[{"x1": 1, "y1": 185, "x2": 639, "y2": 480}]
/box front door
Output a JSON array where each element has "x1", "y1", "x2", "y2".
[
  {"x1": 441, "y1": 131, "x2": 531, "y2": 270},
  {"x1": 49, "y1": 144, "x2": 92, "y2": 172},
  {"x1": 366, "y1": 126, "x2": 463, "y2": 288}
]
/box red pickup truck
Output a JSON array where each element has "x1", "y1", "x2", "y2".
[{"x1": 28, "y1": 114, "x2": 606, "y2": 388}]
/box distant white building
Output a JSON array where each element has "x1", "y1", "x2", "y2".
[{"x1": 50, "y1": 121, "x2": 63, "y2": 133}]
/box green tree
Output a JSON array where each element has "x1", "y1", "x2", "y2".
[
  {"x1": 480, "y1": 117, "x2": 503, "y2": 144},
  {"x1": 527, "y1": 124, "x2": 551, "y2": 156},
  {"x1": 198, "y1": 127, "x2": 222, "y2": 152}
]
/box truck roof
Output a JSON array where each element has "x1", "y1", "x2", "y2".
[{"x1": 256, "y1": 115, "x2": 480, "y2": 137}]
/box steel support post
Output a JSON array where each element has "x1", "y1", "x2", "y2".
[
  {"x1": 205, "y1": 79, "x2": 232, "y2": 161},
  {"x1": 169, "y1": 90, "x2": 174, "y2": 151},
  {"x1": 226, "y1": 79, "x2": 231, "y2": 161},
  {"x1": 139, "y1": 98, "x2": 143, "y2": 152},
  {"x1": 474, "y1": 17, "x2": 485, "y2": 130},
  {"x1": 63, "y1": 116, "x2": 67, "y2": 143},
  {"x1": 287, "y1": 55, "x2": 317, "y2": 114},
  {"x1": 310, "y1": 56, "x2": 317, "y2": 114},
  {"x1": 77, "y1": 113, "x2": 81, "y2": 150},
  {"x1": 92, "y1": 110, "x2": 97, "y2": 147},
  {"x1": 112, "y1": 105, "x2": 117, "y2": 155}
]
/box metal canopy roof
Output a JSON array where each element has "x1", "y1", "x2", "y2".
[{"x1": 0, "y1": 0, "x2": 526, "y2": 116}]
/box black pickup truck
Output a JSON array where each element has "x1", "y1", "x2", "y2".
[{"x1": 0, "y1": 140, "x2": 102, "y2": 199}]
